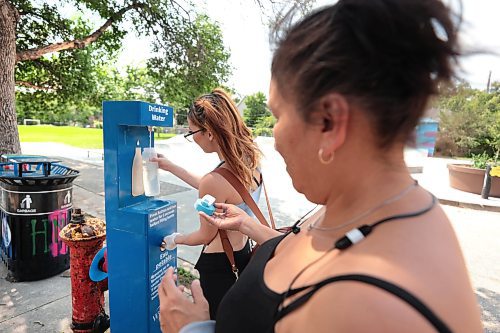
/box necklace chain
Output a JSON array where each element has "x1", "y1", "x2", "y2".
[{"x1": 308, "y1": 181, "x2": 418, "y2": 232}]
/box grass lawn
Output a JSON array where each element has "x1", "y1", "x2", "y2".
[{"x1": 18, "y1": 125, "x2": 176, "y2": 149}]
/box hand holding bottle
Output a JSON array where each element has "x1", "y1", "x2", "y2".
[
  {"x1": 151, "y1": 153, "x2": 176, "y2": 172},
  {"x1": 151, "y1": 153, "x2": 201, "y2": 189},
  {"x1": 142, "y1": 147, "x2": 160, "y2": 197},
  {"x1": 199, "y1": 203, "x2": 252, "y2": 232}
]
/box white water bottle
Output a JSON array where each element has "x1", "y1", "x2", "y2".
[
  {"x1": 131, "y1": 142, "x2": 144, "y2": 196},
  {"x1": 142, "y1": 147, "x2": 160, "y2": 197}
]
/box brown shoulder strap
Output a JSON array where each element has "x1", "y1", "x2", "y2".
[
  {"x1": 261, "y1": 176, "x2": 276, "y2": 229},
  {"x1": 212, "y1": 168, "x2": 270, "y2": 228},
  {"x1": 211, "y1": 167, "x2": 274, "y2": 277},
  {"x1": 218, "y1": 229, "x2": 239, "y2": 279}
]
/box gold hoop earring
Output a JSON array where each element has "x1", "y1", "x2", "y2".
[{"x1": 318, "y1": 148, "x2": 334, "y2": 165}]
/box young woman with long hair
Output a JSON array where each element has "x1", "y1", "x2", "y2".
[{"x1": 153, "y1": 88, "x2": 263, "y2": 319}]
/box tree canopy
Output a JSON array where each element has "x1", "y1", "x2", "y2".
[{"x1": 0, "y1": 0, "x2": 232, "y2": 154}]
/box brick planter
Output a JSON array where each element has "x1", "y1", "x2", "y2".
[{"x1": 448, "y1": 164, "x2": 500, "y2": 198}]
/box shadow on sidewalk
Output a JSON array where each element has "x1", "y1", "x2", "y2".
[{"x1": 476, "y1": 287, "x2": 500, "y2": 333}]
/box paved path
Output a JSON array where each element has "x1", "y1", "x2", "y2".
[
  {"x1": 0, "y1": 138, "x2": 499, "y2": 332},
  {"x1": 442, "y1": 206, "x2": 500, "y2": 332}
]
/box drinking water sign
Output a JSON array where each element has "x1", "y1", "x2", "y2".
[{"x1": 140, "y1": 103, "x2": 174, "y2": 126}]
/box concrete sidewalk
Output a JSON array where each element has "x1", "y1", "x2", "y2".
[{"x1": 1, "y1": 138, "x2": 499, "y2": 332}]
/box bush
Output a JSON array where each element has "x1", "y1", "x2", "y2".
[
  {"x1": 435, "y1": 88, "x2": 500, "y2": 158},
  {"x1": 251, "y1": 115, "x2": 275, "y2": 137},
  {"x1": 177, "y1": 267, "x2": 198, "y2": 286},
  {"x1": 471, "y1": 152, "x2": 495, "y2": 169},
  {"x1": 176, "y1": 108, "x2": 188, "y2": 126},
  {"x1": 253, "y1": 127, "x2": 273, "y2": 137},
  {"x1": 243, "y1": 92, "x2": 269, "y2": 128}
]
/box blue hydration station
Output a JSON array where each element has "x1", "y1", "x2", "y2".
[{"x1": 103, "y1": 101, "x2": 176, "y2": 332}]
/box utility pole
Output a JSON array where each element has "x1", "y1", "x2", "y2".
[{"x1": 486, "y1": 70, "x2": 492, "y2": 93}]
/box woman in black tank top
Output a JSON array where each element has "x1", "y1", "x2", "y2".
[{"x1": 158, "y1": 1, "x2": 483, "y2": 332}]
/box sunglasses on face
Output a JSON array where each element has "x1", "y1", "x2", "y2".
[{"x1": 184, "y1": 128, "x2": 204, "y2": 142}]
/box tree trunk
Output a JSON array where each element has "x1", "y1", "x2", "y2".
[{"x1": 0, "y1": 0, "x2": 20, "y2": 155}]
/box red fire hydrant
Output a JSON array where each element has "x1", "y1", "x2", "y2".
[{"x1": 60, "y1": 208, "x2": 109, "y2": 333}]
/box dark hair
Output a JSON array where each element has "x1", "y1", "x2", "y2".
[{"x1": 271, "y1": 0, "x2": 461, "y2": 147}]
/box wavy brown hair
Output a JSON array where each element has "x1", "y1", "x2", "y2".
[{"x1": 188, "y1": 88, "x2": 261, "y2": 189}]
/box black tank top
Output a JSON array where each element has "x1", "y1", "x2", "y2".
[{"x1": 215, "y1": 232, "x2": 452, "y2": 333}]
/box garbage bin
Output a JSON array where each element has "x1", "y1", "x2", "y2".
[
  {"x1": 0, "y1": 157, "x2": 79, "y2": 281},
  {"x1": 415, "y1": 118, "x2": 439, "y2": 157}
]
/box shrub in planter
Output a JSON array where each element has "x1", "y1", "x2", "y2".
[{"x1": 471, "y1": 152, "x2": 496, "y2": 169}]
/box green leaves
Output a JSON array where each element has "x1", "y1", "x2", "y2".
[
  {"x1": 243, "y1": 92, "x2": 270, "y2": 128},
  {"x1": 436, "y1": 80, "x2": 500, "y2": 159},
  {"x1": 239, "y1": 91, "x2": 276, "y2": 137},
  {"x1": 13, "y1": 0, "x2": 232, "y2": 127},
  {"x1": 148, "y1": 14, "x2": 232, "y2": 108}
]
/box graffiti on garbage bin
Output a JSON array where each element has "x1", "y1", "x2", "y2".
[
  {"x1": 49, "y1": 209, "x2": 68, "y2": 257},
  {"x1": 0, "y1": 210, "x2": 13, "y2": 259},
  {"x1": 29, "y1": 209, "x2": 70, "y2": 257},
  {"x1": 30, "y1": 219, "x2": 48, "y2": 255},
  {"x1": 2, "y1": 212, "x2": 11, "y2": 248}
]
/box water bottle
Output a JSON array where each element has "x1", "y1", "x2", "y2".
[
  {"x1": 194, "y1": 194, "x2": 216, "y2": 216},
  {"x1": 131, "y1": 141, "x2": 144, "y2": 196},
  {"x1": 142, "y1": 147, "x2": 160, "y2": 197}
]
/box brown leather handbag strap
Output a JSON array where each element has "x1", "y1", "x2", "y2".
[
  {"x1": 262, "y1": 176, "x2": 276, "y2": 229},
  {"x1": 211, "y1": 167, "x2": 274, "y2": 278},
  {"x1": 218, "y1": 229, "x2": 239, "y2": 279},
  {"x1": 212, "y1": 168, "x2": 270, "y2": 228}
]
